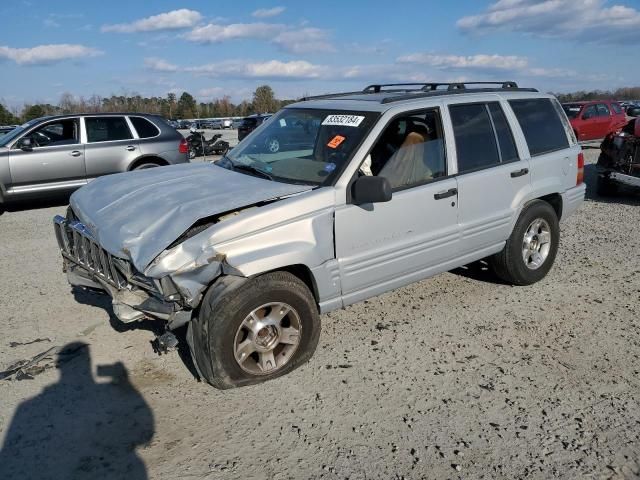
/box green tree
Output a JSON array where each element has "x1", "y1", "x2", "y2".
[
  {"x1": 176, "y1": 92, "x2": 197, "y2": 119},
  {"x1": 22, "y1": 104, "x2": 47, "y2": 121},
  {"x1": 252, "y1": 85, "x2": 278, "y2": 113},
  {"x1": 0, "y1": 103, "x2": 18, "y2": 124}
]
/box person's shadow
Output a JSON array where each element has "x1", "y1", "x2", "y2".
[{"x1": 0, "y1": 342, "x2": 154, "y2": 480}]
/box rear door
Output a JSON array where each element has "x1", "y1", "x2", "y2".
[
  {"x1": 83, "y1": 116, "x2": 139, "y2": 179},
  {"x1": 448, "y1": 101, "x2": 531, "y2": 254},
  {"x1": 579, "y1": 105, "x2": 599, "y2": 140},
  {"x1": 595, "y1": 103, "x2": 613, "y2": 138},
  {"x1": 7, "y1": 117, "x2": 85, "y2": 195}
]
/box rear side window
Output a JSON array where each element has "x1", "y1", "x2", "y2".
[
  {"x1": 130, "y1": 116, "x2": 160, "y2": 138},
  {"x1": 487, "y1": 103, "x2": 519, "y2": 163},
  {"x1": 596, "y1": 104, "x2": 610, "y2": 116},
  {"x1": 509, "y1": 99, "x2": 569, "y2": 157},
  {"x1": 86, "y1": 117, "x2": 132, "y2": 143},
  {"x1": 611, "y1": 102, "x2": 623, "y2": 114},
  {"x1": 450, "y1": 102, "x2": 519, "y2": 173}
]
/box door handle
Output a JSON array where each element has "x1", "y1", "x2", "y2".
[
  {"x1": 126, "y1": 145, "x2": 136, "y2": 151},
  {"x1": 510, "y1": 168, "x2": 529, "y2": 178},
  {"x1": 70, "y1": 150, "x2": 82, "y2": 157},
  {"x1": 434, "y1": 188, "x2": 457, "y2": 200}
]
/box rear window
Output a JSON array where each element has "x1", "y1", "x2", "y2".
[
  {"x1": 241, "y1": 118, "x2": 257, "y2": 128},
  {"x1": 509, "y1": 99, "x2": 569, "y2": 156},
  {"x1": 130, "y1": 116, "x2": 160, "y2": 138},
  {"x1": 86, "y1": 117, "x2": 132, "y2": 143},
  {"x1": 611, "y1": 102, "x2": 623, "y2": 114}
]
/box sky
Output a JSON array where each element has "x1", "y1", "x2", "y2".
[{"x1": 1, "y1": 0, "x2": 640, "y2": 108}]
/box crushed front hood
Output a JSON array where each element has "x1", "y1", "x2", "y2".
[{"x1": 69, "y1": 163, "x2": 312, "y2": 271}]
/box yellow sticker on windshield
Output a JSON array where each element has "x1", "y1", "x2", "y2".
[{"x1": 327, "y1": 135, "x2": 346, "y2": 149}]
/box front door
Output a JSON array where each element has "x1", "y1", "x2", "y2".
[
  {"x1": 335, "y1": 107, "x2": 460, "y2": 306},
  {"x1": 8, "y1": 117, "x2": 85, "y2": 195}
]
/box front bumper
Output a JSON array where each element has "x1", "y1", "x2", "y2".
[{"x1": 53, "y1": 215, "x2": 190, "y2": 325}]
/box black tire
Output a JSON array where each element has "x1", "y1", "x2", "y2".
[
  {"x1": 597, "y1": 175, "x2": 618, "y2": 196},
  {"x1": 188, "y1": 272, "x2": 321, "y2": 389},
  {"x1": 489, "y1": 200, "x2": 560, "y2": 286}
]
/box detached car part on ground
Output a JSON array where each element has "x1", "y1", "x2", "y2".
[
  {"x1": 53, "y1": 82, "x2": 586, "y2": 389},
  {"x1": 597, "y1": 117, "x2": 640, "y2": 194}
]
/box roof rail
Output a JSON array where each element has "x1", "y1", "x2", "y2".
[{"x1": 297, "y1": 81, "x2": 536, "y2": 104}]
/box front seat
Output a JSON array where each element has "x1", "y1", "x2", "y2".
[{"x1": 378, "y1": 124, "x2": 432, "y2": 189}]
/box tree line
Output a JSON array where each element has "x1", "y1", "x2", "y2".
[
  {"x1": 553, "y1": 86, "x2": 640, "y2": 103},
  {"x1": 0, "y1": 85, "x2": 295, "y2": 125},
  {"x1": 6, "y1": 84, "x2": 640, "y2": 126}
]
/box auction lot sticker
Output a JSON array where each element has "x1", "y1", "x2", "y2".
[{"x1": 322, "y1": 115, "x2": 365, "y2": 127}]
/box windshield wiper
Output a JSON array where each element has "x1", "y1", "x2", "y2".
[{"x1": 232, "y1": 163, "x2": 274, "y2": 181}]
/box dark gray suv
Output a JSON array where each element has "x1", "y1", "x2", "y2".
[{"x1": 0, "y1": 113, "x2": 189, "y2": 204}]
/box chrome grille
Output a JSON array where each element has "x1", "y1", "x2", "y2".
[{"x1": 54, "y1": 215, "x2": 128, "y2": 289}]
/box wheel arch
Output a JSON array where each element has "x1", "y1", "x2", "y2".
[
  {"x1": 537, "y1": 192, "x2": 563, "y2": 220},
  {"x1": 128, "y1": 155, "x2": 168, "y2": 170}
]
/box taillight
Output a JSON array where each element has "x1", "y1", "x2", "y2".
[
  {"x1": 577, "y1": 151, "x2": 584, "y2": 185},
  {"x1": 179, "y1": 138, "x2": 188, "y2": 154}
]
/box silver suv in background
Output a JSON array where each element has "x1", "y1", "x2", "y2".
[
  {"x1": 0, "y1": 113, "x2": 189, "y2": 205},
  {"x1": 54, "y1": 82, "x2": 585, "y2": 389}
]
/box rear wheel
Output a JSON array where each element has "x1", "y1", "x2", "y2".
[
  {"x1": 188, "y1": 272, "x2": 321, "y2": 389},
  {"x1": 489, "y1": 200, "x2": 560, "y2": 286},
  {"x1": 133, "y1": 161, "x2": 162, "y2": 170}
]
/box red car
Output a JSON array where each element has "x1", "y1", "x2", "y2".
[{"x1": 562, "y1": 100, "x2": 626, "y2": 141}]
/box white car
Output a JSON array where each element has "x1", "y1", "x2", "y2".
[{"x1": 54, "y1": 81, "x2": 585, "y2": 389}]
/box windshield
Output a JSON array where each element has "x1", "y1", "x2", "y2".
[
  {"x1": 562, "y1": 104, "x2": 583, "y2": 119},
  {"x1": 0, "y1": 119, "x2": 40, "y2": 147},
  {"x1": 226, "y1": 108, "x2": 378, "y2": 185}
]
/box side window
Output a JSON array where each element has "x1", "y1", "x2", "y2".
[
  {"x1": 596, "y1": 104, "x2": 610, "y2": 117},
  {"x1": 582, "y1": 105, "x2": 597, "y2": 119},
  {"x1": 509, "y1": 98, "x2": 570, "y2": 156},
  {"x1": 449, "y1": 103, "x2": 500, "y2": 173},
  {"x1": 368, "y1": 109, "x2": 446, "y2": 190},
  {"x1": 25, "y1": 119, "x2": 79, "y2": 148},
  {"x1": 130, "y1": 117, "x2": 160, "y2": 138},
  {"x1": 611, "y1": 102, "x2": 622, "y2": 114},
  {"x1": 487, "y1": 103, "x2": 519, "y2": 163},
  {"x1": 85, "y1": 117, "x2": 133, "y2": 143}
]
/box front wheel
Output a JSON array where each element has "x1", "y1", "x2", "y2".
[
  {"x1": 489, "y1": 200, "x2": 560, "y2": 286},
  {"x1": 188, "y1": 272, "x2": 321, "y2": 389}
]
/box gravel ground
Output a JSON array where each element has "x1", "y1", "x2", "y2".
[{"x1": 0, "y1": 147, "x2": 639, "y2": 479}]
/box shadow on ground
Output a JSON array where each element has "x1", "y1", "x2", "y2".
[
  {"x1": 72, "y1": 287, "x2": 200, "y2": 381},
  {"x1": 0, "y1": 342, "x2": 154, "y2": 480},
  {"x1": 0, "y1": 193, "x2": 71, "y2": 214}
]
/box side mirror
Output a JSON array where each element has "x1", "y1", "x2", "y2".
[
  {"x1": 352, "y1": 176, "x2": 392, "y2": 205},
  {"x1": 18, "y1": 137, "x2": 33, "y2": 151}
]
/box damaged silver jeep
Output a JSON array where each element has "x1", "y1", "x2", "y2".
[{"x1": 54, "y1": 82, "x2": 585, "y2": 388}]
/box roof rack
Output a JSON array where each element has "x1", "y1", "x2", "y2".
[
  {"x1": 299, "y1": 81, "x2": 537, "y2": 104},
  {"x1": 363, "y1": 81, "x2": 521, "y2": 93}
]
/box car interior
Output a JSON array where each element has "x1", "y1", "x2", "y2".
[
  {"x1": 363, "y1": 109, "x2": 446, "y2": 189},
  {"x1": 25, "y1": 119, "x2": 79, "y2": 148}
]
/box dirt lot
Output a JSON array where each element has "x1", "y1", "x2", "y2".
[{"x1": 0, "y1": 147, "x2": 639, "y2": 480}]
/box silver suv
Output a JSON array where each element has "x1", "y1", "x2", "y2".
[
  {"x1": 53, "y1": 82, "x2": 586, "y2": 389},
  {"x1": 0, "y1": 113, "x2": 188, "y2": 205}
]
